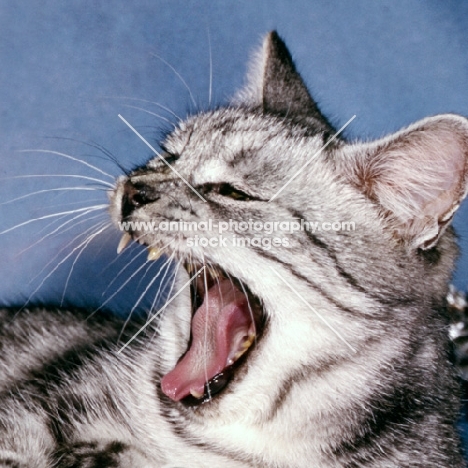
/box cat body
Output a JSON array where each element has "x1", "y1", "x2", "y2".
[{"x1": 1, "y1": 31, "x2": 467, "y2": 467}]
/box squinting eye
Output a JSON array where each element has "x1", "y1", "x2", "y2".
[{"x1": 218, "y1": 183, "x2": 251, "y2": 201}]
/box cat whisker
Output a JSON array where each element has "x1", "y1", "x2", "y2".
[
  {"x1": 28, "y1": 212, "x2": 74, "y2": 240},
  {"x1": 102, "y1": 96, "x2": 182, "y2": 122},
  {"x1": 90, "y1": 244, "x2": 169, "y2": 320},
  {"x1": 23, "y1": 222, "x2": 111, "y2": 310},
  {"x1": 135, "y1": 252, "x2": 163, "y2": 292},
  {"x1": 18, "y1": 149, "x2": 115, "y2": 180},
  {"x1": 61, "y1": 222, "x2": 112, "y2": 305},
  {"x1": 0, "y1": 205, "x2": 107, "y2": 236},
  {"x1": 153, "y1": 254, "x2": 181, "y2": 326},
  {"x1": 46, "y1": 136, "x2": 128, "y2": 175},
  {"x1": 40, "y1": 198, "x2": 107, "y2": 211},
  {"x1": 101, "y1": 243, "x2": 149, "y2": 293},
  {"x1": 148, "y1": 252, "x2": 178, "y2": 319},
  {"x1": 135, "y1": 253, "x2": 178, "y2": 346},
  {"x1": 207, "y1": 26, "x2": 213, "y2": 107},
  {"x1": 117, "y1": 265, "x2": 205, "y2": 354},
  {"x1": 18, "y1": 211, "x2": 107, "y2": 257},
  {"x1": 0, "y1": 174, "x2": 114, "y2": 189},
  {"x1": 0, "y1": 187, "x2": 103, "y2": 206},
  {"x1": 121, "y1": 105, "x2": 176, "y2": 127},
  {"x1": 102, "y1": 231, "x2": 164, "y2": 291},
  {"x1": 29, "y1": 215, "x2": 111, "y2": 283},
  {"x1": 150, "y1": 52, "x2": 197, "y2": 109}
]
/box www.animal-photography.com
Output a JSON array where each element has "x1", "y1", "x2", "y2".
[{"x1": 1, "y1": 2, "x2": 468, "y2": 467}]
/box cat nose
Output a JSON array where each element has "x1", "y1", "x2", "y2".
[{"x1": 121, "y1": 180, "x2": 160, "y2": 218}]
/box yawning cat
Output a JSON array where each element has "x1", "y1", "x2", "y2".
[{"x1": 0, "y1": 31, "x2": 467, "y2": 467}]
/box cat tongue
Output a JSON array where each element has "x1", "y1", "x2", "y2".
[{"x1": 161, "y1": 279, "x2": 254, "y2": 402}]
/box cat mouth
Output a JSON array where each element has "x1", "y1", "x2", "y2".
[{"x1": 160, "y1": 262, "x2": 263, "y2": 406}]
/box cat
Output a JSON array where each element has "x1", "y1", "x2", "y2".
[{"x1": 1, "y1": 30, "x2": 467, "y2": 468}]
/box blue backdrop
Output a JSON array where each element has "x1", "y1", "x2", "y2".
[{"x1": 0, "y1": 0, "x2": 467, "y2": 314}]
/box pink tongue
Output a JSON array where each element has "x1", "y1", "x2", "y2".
[{"x1": 161, "y1": 279, "x2": 254, "y2": 401}]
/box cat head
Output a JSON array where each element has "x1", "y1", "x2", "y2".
[{"x1": 109, "y1": 32, "x2": 468, "y2": 411}]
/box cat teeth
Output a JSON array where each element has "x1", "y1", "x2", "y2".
[
  {"x1": 229, "y1": 331, "x2": 256, "y2": 365},
  {"x1": 207, "y1": 266, "x2": 221, "y2": 279},
  {"x1": 242, "y1": 331, "x2": 256, "y2": 349},
  {"x1": 184, "y1": 263, "x2": 221, "y2": 278},
  {"x1": 147, "y1": 247, "x2": 162, "y2": 261},
  {"x1": 117, "y1": 233, "x2": 132, "y2": 254},
  {"x1": 190, "y1": 389, "x2": 204, "y2": 399},
  {"x1": 185, "y1": 263, "x2": 197, "y2": 274}
]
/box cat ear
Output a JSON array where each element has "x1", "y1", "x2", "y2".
[
  {"x1": 342, "y1": 114, "x2": 468, "y2": 250},
  {"x1": 234, "y1": 31, "x2": 332, "y2": 130}
]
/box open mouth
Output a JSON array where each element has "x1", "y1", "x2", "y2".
[
  {"x1": 160, "y1": 262, "x2": 264, "y2": 406},
  {"x1": 116, "y1": 231, "x2": 264, "y2": 405}
]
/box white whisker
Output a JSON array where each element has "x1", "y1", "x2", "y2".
[
  {"x1": 91, "y1": 256, "x2": 155, "y2": 318},
  {"x1": 147, "y1": 252, "x2": 178, "y2": 320},
  {"x1": 122, "y1": 105, "x2": 175, "y2": 127},
  {"x1": 101, "y1": 244, "x2": 150, "y2": 294},
  {"x1": 18, "y1": 211, "x2": 107, "y2": 256},
  {"x1": 0, "y1": 205, "x2": 107, "y2": 236},
  {"x1": 143, "y1": 256, "x2": 182, "y2": 350},
  {"x1": 207, "y1": 27, "x2": 213, "y2": 106},
  {"x1": 119, "y1": 251, "x2": 176, "y2": 341},
  {"x1": 37, "y1": 198, "x2": 106, "y2": 211},
  {"x1": 101, "y1": 96, "x2": 182, "y2": 121},
  {"x1": 29, "y1": 219, "x2": 112, "y2": 284},
  {"x1": 61, "y1": 221, "x2": 111, "y2": 305},
  {"x1": 0, "y1": 187, "x2": 103, "y2": 206},
  {"x1": 150, "y1": 53, "x2": 197, "y2": 108},
  {"x1": 0, "y1": 174, "x2": 114, "y2": 189},
  {"x1": 24, "y1": 223, "x2": 111, "y2": 309},
  {"x1": 117, "y1": 266, "x2": 205, "y2": 354},
  {"x1": 19, "y1": 149, "x2": 115, "y2": 180}
]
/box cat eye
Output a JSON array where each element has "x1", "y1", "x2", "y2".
[
  {"x1": 198, "y1": 183, "x2": 253, "y2": 201},
  {"x1": 162, "y1": 152, "x2": 178, "y2": 165},
  {"x1": 217, "y1": 183, "x2": 252, "y2": 201}
]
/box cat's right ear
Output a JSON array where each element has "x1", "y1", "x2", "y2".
[{"x1": 233, "y1": 31, "x2": 332, "y2": 131}]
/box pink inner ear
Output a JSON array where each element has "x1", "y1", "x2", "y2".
[
  {"x1": 375, "y1": 131, "x2": 465, "y2": 224},
  {"x1": 349, "y1": 116, "x2": 468, "y2": 248},
  {"x1": 371, "y1": 121, "x2": 468, "y2": 247}
]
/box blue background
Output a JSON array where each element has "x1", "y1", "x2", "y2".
[{"x1": 0, "y1": 0, "x2": 467, "y2": 313}]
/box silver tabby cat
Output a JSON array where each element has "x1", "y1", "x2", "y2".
[{"x1": 1, "y1": 31, "x2": 467, "y2": 467}]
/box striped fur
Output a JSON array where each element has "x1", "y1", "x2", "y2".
[{"x1": 1, "y1": 31, "x2": 467, "y2": 467}]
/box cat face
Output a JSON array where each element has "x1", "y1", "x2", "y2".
[{"x1": 109, "y1": 32, "x2": 468, "y2": 412}]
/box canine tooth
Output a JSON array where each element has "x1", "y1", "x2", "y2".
[
  {"x1": 117, "y1": 233, "x2": 131, "y2": 254},
  {"x1": 147, "y1": 247, "x2": 162, "y2": 261},
  {"x1": 231, "y1": 333, "x2": 256, "y2": 364},
  {"x1": 207, "y1": 266, "x2": 220, "y2": 278},
  {"x1": 185, "y1": 263, "x2": 196, "y2": 274},
  {"x1": 241, "y1": 334, "x2": 255, "y2": 350},
  {"x1": 233, "y1": 349, "x2": 246, "y2": 362},
  {"x1": 190, "y1": 389, "x2": 204, "y2": 399}
]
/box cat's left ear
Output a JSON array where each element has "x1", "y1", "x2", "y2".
[
  {"x1": 234, "y1": 31, "x2": 332, "y2": 131},
  {"x1": 341, "y1": 114, "x2": 468, "y2": 250}
]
